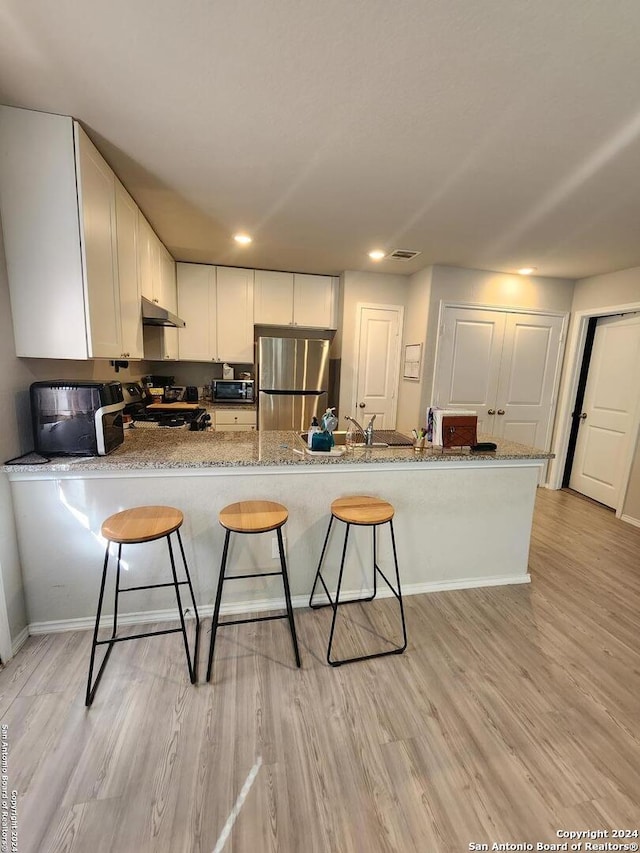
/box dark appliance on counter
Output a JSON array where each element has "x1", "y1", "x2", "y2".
[
  {"x1": 122, "y1": 382, "x2": 210, "y2": 430},
  {"x1": 185, "y1": 386, "x2": 199, "y2": 402},
  {"x1": 258, "y1": 336, "x2": 329, "y2": 430},
  {"x1": 212, "y1": 379, "x2": 255, "y2": 403},
  {"x1": 140, "y1": 374, "x2": 175, "y2": 390},
  {"x1": 30, "y1": 381, "x2": 125, "y2": 456}
]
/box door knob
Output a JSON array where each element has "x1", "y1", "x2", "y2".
[
  {"x1": 579, "y1": 412, "x2": 587, "y2": 420},
  {"x1": 497, "y1": 409, "x2": 505, "y2": 415},
  {"x1": 488, "y1": 409, "x2": 496, "y2": 415},
  {"x1": 359, "y1": 402, "x2": 366, "y2": 408}
]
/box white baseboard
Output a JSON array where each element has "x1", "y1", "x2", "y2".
[
  {"x1": 620, "y1": 513, "x2": 640, "y2": 529},
  {"x1": 11, "y1": 626, "x2": 29, "y2": 656},
  {"x1": 27, "y1": 572, "x2": 530, "y2": 636}
]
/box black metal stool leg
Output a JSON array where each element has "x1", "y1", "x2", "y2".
[
  {"x1": 176, "y1": 528, "x2": 200, "y2": 679},
  {"x1": 277, "y1": 526, "x2": 301, "y2": 667},
  {"x1": 308, "y1": 515, "x2": 334, "y2": 608},
  {"x1": 167, "y1": 534, "x2": 197, "y2": 684},
  {"x1": 372, "y1": 525, "x2": 378, "y2": 598},
  {"x1": 85, "y1": 543, "x2": 115, "y2": 707},
  {"x1": 327, "y1": 523, "x2": 351, "y2": 666},
  {"x1": 389, "y1": 519, "x2": 408, "y2": 652},
  {"x1": 206, "y1": 528, "x2": 231, "y2": 681}
]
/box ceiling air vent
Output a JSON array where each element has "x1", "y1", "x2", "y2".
[{"x1": 386, "y1": 249, "x2": 421, "y2": 261}]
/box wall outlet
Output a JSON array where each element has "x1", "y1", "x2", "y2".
[{"x1": 271, "y1": 536, "x2": 286, "y2": 559}]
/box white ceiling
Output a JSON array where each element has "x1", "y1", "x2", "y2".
[{"x1": 2, "y1": 0, "x2": 640, "y2": 279}]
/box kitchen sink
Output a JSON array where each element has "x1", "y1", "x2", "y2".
[{"x1": 299, "y1": 431, "x2": 388, "y2": 448}]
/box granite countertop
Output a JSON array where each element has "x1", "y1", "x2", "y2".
[{"x1": 3, "y1": 429, "x2": 553, "y2": 474}]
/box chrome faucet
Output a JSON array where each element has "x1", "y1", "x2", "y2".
[{"x1": 344, "y1": 414, "x2": 376, "y2": 446}]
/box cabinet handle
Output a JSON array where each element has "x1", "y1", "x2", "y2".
[
  {"x1": 497, "y1": 409, "x2": 505, "y2": 415},
  {"x1": 359, "y1": 402, "x2": 366, "y2": 409},
  {"x1": 488, "y1": 409, "x2": 496, "y2": 415},
  {"x1": 579, "y1": 412, "x2": 587, "y2": 420}
]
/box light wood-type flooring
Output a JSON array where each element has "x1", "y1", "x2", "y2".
[{"x1": 1, "y1": 488, "x2": 639, "y2": 852}]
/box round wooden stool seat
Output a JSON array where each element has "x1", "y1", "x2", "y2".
[
  {"x1": 331, "y1": 495, "x2": 395, "y2": 526},
  {"x1": 219, "y1": 500, "x2": 288, "y2": 533},
  {"x1": 101, "y1": 506, "x2": 184, "y2": 544}
]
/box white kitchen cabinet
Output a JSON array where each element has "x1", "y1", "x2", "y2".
[
  {"x1": 0, "y1": 105, "x2": 148, "y2": 360},
  {"x1": 140, "y1": 220, "x2": 179, "y2": 361},
  {"x1": 254, "y1": 269, "x2": 337, "y2": 328},
  {"x1": 214, "y1": 409, "x2": 256, "y2": 431},
  {"x1": 114, "y1": 181, "x2": 143, "y2": 359},
  {"x1": 293, "y1": 274, "x2": 336, "y2": 328},
  {"x1": 177, "y1": 264, "x2": 254, "y2": 362},
  {"x1": 216, "y1": 267, "x2": 254, "y2": 362},
  {"x1": 177, "y1": 263, "x2": 216, "y2": 360},
  {"x1": 254, "y1": 270, "x2": 294, "y2": 325}
]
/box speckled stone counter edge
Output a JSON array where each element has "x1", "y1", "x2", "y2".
[{"x1": 3, "y1": 429, "x2": 553, "y2": 474}]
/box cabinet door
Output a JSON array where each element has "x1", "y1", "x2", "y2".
[
  {"x1": 494, "y1": 312, "x2": 564, "y2": 448},
  {"x1": 115, "y1": 181, "x2": 143, "y2": 359},
  {"x1": 177, "y1": 263, "x2": 216, "y2": 361},
  {"x1": 293, "y1": 274, "x2": 335, "y2": 328},
  {"x1": 254, "y1": 270, "x2": 293, "y2": 325},
  {"x1": 216, "y1": 267, "x2": 254, "y2": 362},
  {"x1": 159, "y1": 247, "x2": 179, "y2": 359},
  {"x1": 76, "y1": 127, "x2": 121, "y2": 358},
  {"x1": 433, "y1": 307, "x2": 506, "y2": 436},
  {"x1": 137, "y1": 214, "x2": 155, "y2": 301}
]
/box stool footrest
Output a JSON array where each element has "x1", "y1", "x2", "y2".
[
  {"x1": 95, "y1": 626, "x2": 183, "y2": 645},
  {"x1": 217, "y1": 612, "x2": 288, "y2": 628},
  {"x1": 223, "y1": 571, "x2": 284, "y2": 580},
  {"x1": 119, "y1": 580, "x2": 190, "y2": 593}
]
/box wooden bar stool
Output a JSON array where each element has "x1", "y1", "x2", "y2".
[
  {"x1": 86, "y1": 505, "x2": 200, "y2": 706},
  {"x1": 206, "y1": 500, "x2": 301, "y2": 681},
  {"x1": 309, "y1": 495, "x2": 407, "y2": 666}
]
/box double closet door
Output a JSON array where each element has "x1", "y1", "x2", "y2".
[{"x1": 433, "y1": 306, "x2": 565, "y2": 449}]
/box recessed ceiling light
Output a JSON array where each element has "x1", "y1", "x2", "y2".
[
  {"x1": 234, "y1": 233, "x2": 252, "y2": 245},
  {"x1": 518, "y1": 267, "x2": 536, "y2": 275},
  {"x1": 368, "y1": 250, "x2": 385, "y2": 261}
]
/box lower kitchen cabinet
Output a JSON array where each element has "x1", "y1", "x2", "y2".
[{"x1": 214, "y1": 410, "x2": 256, "y2": 431}]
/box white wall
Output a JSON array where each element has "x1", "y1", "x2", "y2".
[
  {"x1": 337, "y1": 270, "x2": 408, "y2": 422},
  {"x1": 396, "y1": 267, "x2": 432, "y2": 434},
  {"x1": 398, "y1": 265, "x2": 575, "y2": 435}
]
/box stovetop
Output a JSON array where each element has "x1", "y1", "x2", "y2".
[{"x1": 130, "y1": 407, "x2": 211, "y2": 430}]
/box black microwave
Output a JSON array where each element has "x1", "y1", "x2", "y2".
[{"x1": 212, "y1": 380, "x2": 254, "y2": 403}]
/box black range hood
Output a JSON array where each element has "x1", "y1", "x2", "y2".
[{"x1": 141, "y1": 296, "x2": 186, "y2": 328}]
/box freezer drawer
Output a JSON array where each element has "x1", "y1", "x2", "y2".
[{"x1": 259, "y1": 391, "x2": 328, "y2": 431}]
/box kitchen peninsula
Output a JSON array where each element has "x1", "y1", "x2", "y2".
[{"x1": 5, "y1": 431, "x2": 551, "y2": 635}]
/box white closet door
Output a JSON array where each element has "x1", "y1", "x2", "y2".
[
  {"x1": 433, "y1": 307, "x2": 506, "y2": 435},
  {"x1": 353, "y1": 304, "x2": 403, "y2": 428},
  {"x1": 494, "y1": 313, "x2": 564, "y2": 448},
  {"x1": 570, "y1": 314, "x2": 640, "y2": 508}
]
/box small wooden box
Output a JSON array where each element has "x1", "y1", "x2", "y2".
[{"x1": 441, "y1": 415, "x2": 478, "y2": 449}]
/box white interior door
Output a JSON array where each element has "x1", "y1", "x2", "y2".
[
  {"x1": 353, "y1": 304, "x2": 403, "y2": 428},
  {"x1": 494, "y1": 312, "x2": 565, "y2": 448},
  {"x1": 433, "y1": 307, "x2": 506, "y2": 435},
  {"x1": 569, "y1": 313, "x2": 640, "y2": 509}
]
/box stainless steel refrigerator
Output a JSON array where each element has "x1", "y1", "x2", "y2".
[{"x1": 258, "y1": 336, "x2": 330, "y2": 430}]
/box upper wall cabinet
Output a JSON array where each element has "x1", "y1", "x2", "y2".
[
  {"x1": 0, "y1": 106, "x2": 147, "y2": 360},
  {"x1": 177, "y1": 264, "x2": 254, "y2": 363},
  {"x1": 254, "y1": 270, "x2": 338, "y2": 329}
]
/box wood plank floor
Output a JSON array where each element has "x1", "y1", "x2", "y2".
[{"x1": 1, "y1": 488, "x2": 639, "y2": 852}]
